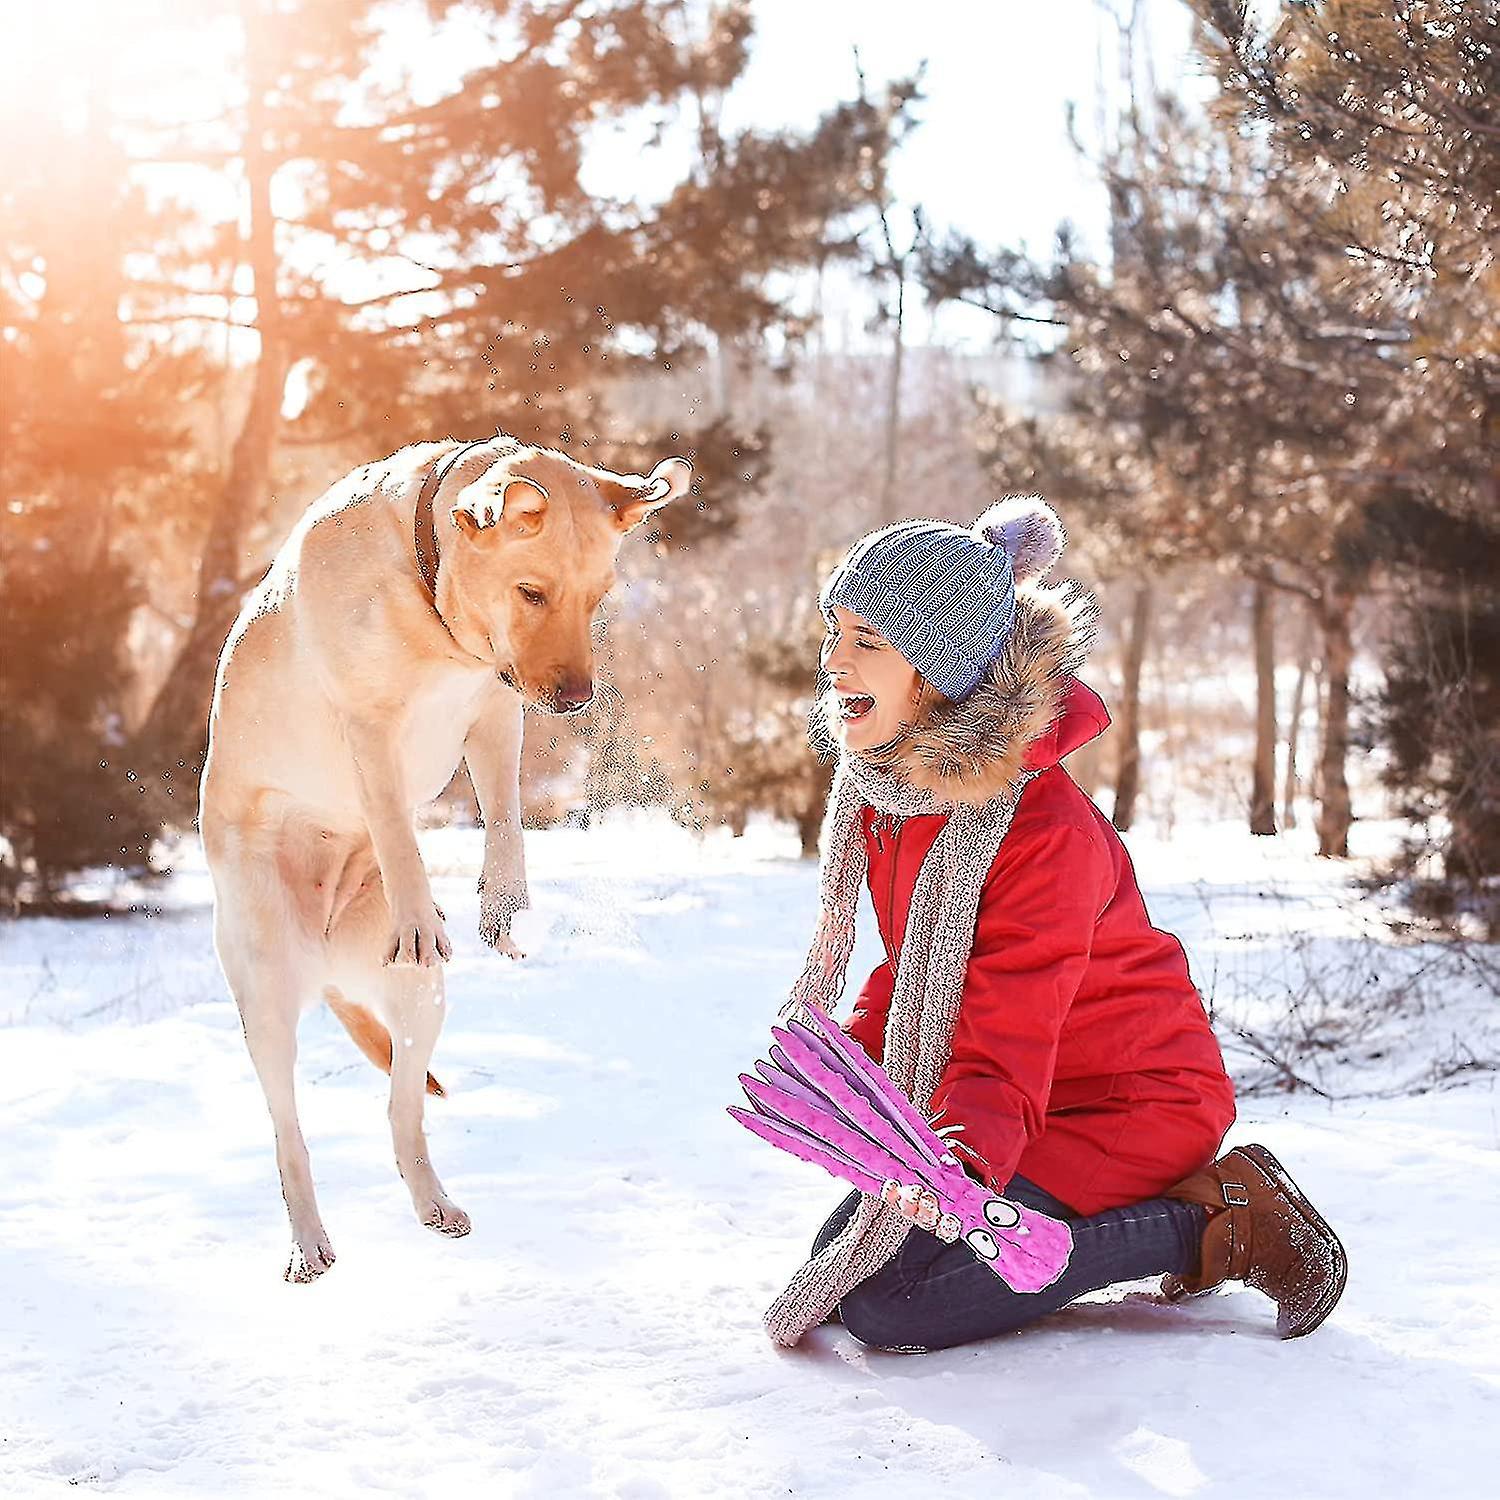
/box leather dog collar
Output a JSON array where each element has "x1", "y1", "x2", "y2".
[{"x1": 414, "y1": 437, "x2": 492, "y2": 599}]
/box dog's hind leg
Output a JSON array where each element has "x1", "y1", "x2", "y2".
[
  {"x1": 327, "y1": 880, "x2": 470, "y2": 1240},
  {"x1": 244, "y1": 984, "x2": 340, "y2": 1280},
  {"x1": 382, "y1": 962, "x2": 470, "y2": 1238},
  {"x1": 212, "y1": 869, "x2": 337, "y2": 1282}
]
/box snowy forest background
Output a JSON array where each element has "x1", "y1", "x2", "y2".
[
  {"x1": 3, "y1": 0, "x2": 1496, "y2": 927},
  {"x1": 1, "y1": 2, "x2": 1498, "y2": 1495}
]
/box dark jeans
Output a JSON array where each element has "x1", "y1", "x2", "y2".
[{"x1": 814, "y1": 1177, "x2": 1206, "y2": 1353}]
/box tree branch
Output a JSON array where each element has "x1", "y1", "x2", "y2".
[
  {"x1": 1243, "y1": 562, "x2": 1322, "y2": 605},
  {"x1": 953, "y1": 292, "x2": 1067, "y2": 327},
  {"x1": 124, "y1": 311, "x2": 256, "y2": 329}
]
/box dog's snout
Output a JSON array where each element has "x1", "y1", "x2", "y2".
[{"x1": 554, "y1": 681, "x2": 595, "y2": 714}]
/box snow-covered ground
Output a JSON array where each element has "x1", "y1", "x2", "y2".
[{"x1": 3, "y1": 815, "x2": 1498, "y2": 1498}]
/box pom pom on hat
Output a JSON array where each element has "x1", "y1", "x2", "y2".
[{"x1": 974, "y1": 495, "x2": 1065, "y2": 584}]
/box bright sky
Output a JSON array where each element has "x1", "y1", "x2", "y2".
[
  {"x1": 581, "y1": 0, "x2": 1206, "y2": 348},
  {"x1": 728, "y1": 0, "x2": 1202, "y2": 258}
]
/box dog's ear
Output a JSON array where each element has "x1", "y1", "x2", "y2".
[
  {"x1": 607, "y1": 456, "x2": 693, "y2": 533},
  {"x1": 452, "y1": 474, "x2": 550, "y2": 540}
]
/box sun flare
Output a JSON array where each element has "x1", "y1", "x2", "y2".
[{"x1": 4, "y1": 2, "x2": 243, "y2": 145}]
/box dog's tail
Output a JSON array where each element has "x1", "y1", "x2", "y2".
[{"x1": 324, "y1": 986, "x2": 445, "y2": 1097}]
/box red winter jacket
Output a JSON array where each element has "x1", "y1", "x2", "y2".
[{"x1": 846, "y1": 677, "x2": 1236, "y2": 1216}]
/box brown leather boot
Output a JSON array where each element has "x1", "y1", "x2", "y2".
[{"x1": 1162, "y1": 1143, "x2": 1347, "y2": 1339}]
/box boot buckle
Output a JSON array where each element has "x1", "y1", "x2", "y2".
[{"x1": 1223, "y1": 1181, "x2": 1250, "y2": 1207}]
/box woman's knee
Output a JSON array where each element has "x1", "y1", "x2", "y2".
[
  {"x1": 837, "y1": 1280, "x2": 938, "y2": 1353},
  {"x1": 838, "y1": 1251, "x2": 1054, "y2": 1352}
]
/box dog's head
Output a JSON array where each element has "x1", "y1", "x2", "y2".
[{"x1": 440, "y1": 442, "x2": 692, "y2": 714}]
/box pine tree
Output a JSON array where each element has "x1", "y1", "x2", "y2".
[
  {"x1": 921, "y1": 94, "x2": 1416, "y2": 854},
  {"x1": 115, "y1": 0, "x2": 916, "y2": 775},
  {"x1": 3, "y1": 0, "x2": 917, "y2": 886},
  {"x1": 0, "y1": 48, "x2": 194, "y2": 903},
  {"x1": 1194, "y1": 0, "x2": 1499, "y2": 905}
]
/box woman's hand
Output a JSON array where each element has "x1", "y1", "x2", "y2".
[{"x1": 880, "y1": 1179, "x2": 961, "y2": 1243}]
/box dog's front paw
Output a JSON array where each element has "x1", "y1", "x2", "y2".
[
  {"x1": 486, "y1": 928, "x2": 526, "y2": 960},
  {"x1": 478, "y1": 910, "x2": 526, "y2": 959},
  {"x1": 478, "y1": 883, "x2": 528, "y2": 959},
  {"x1": 386, "y1": 902, "x2": 452, "y2": 967}
]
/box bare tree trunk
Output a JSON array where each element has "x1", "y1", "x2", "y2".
[
  {"x1": 1309, "y1": 651, "x2": 1326, "y2": 810},
  {"x1": 811, "y1": 258, "x2": 827, "y2": 402},
  {"x1": 132, "y1": 2, "x2": 286, "y2": 774},
  {"x1": 879, "y1": 263, "x2": 905, "y2": 522},
  {"x1": 1112, "y1": 579, "x2": 1153, "y2": 832},
  {"x1": 1314, "y1": 588, "x2": 1355, "y2": 857},
  {"x1": 1282, "y1": 607, "x2": 1313, "y2": 830},
  {"x1": 798, "y1": 758, "x2": 836, "y2": 858},
  {"x1": 1250, "y1": 580, "x2": 1278, "y2": 835},
  {"x1": 713, "y1": 334, "x2": 734, "y2": 416}
]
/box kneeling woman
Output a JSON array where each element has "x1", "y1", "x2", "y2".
[{"x1": 764, "y1": 500, "x2": 1346, "y2": 1352}]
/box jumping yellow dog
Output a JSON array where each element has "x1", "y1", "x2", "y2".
[{"x1": 199, "y1": 434, "x2": 690, "y2": 1280}]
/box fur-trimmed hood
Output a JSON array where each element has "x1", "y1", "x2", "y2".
[{"x1": 814, "y1": 578, "x2": 1103, "y2": 809}]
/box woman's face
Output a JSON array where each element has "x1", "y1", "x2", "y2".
[{"x1": 821, "y1": 605, "x2": 926, "y2": 753}]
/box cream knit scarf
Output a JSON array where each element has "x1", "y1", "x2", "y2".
[{"x1": 764, "y1": 749, "x2": 1031, "y2": 1347}]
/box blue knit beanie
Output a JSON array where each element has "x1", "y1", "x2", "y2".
[{"x1": 819, "y1": 497, "x2": 1066, "y2": 701}]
